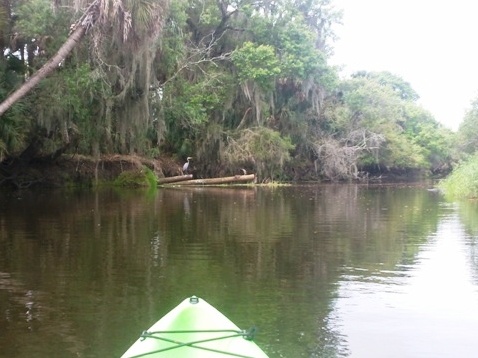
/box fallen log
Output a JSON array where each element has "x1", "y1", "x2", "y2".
[
  {"x1": 168, "y1": 173, "x2": 255, "y2": 186},
  {"x1": 157, "y1": 174, "x2": 193, "y2": 184}
]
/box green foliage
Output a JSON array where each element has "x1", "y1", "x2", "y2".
[
  {"x1": 457, "y1": 98, "x2": 478, "y2": 154},
  {"x1": 341, "y1": 76, "x2": 404, "y2": 129},
  {"x1": 14, "y1": 0, "x2": 71, "y2": 58},
  {"x1": 223, "y1": 127, "x2": 295, "y2": 180},
  {"x1": 402, "y1": 103, "x2": 456, "y2": 173},
  {"x1": 352, "y1": 71, "x2": 419, "y2": 101},
  {"x1": 15, "y1": 0, "x2": 57, "y2": 35},
  {"x1": 378, "y1": 128, "x2": 427, "y2": 170},
  {"x1": 276, "y1": 20, "x2": 319, "y2": 78},
  {"x1": 0, "y1": 57, "x2": 31, "y2": 158},
  {"x1": 33, "y1": 64, "x2": 109, "y2": 155},
  {"x1": 155, "y1": 1, "x2": 189, "y2": 80},
  {"x1": 439, "y1": 153, "x2": 478, "y2": 199},
  {"x1": 114, "y1": 167, "x2": 157, "y2": 188},
  {"x1": 232, "y1": 42, "x2": 281, "y2": 90},
  {"x1": 4, "y1": 55, "x2": 26, "y2": 86},
  {"x1": 0, "y1": 0, "x2": 455, "y2": 183},
  {"x1": 337, "y1": 77, "x2": 408, "y2": 171},
  {"x1": 165, "y1": 84, "x2": 204, "y2": 127},
  {"x1": 162, "y1": 70, "x2": 232, "y2": 153},
  {"x1": 329, "y1": 74, "x2": 452, "y2": 175},
  {"x1": 144, "y1": 167, "x2": 159, "y2": 187},
  {"x1": 0, "y1": 108, "x2": 28, "y2": 157}
]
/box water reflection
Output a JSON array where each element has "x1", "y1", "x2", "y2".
[
  {"x1": 0, "y1": 185, "x2": 477, "y2": 357},
  {"x1": 335, "y1": 212, "x2": 478, "y2": 357}
]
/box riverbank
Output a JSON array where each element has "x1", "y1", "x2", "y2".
[
  {"x1": 0, "y1": 153, "x2": 439, "y2": 189},
  {"x1": 0, "y1": 154, "x2": 182, "y2": 189}
]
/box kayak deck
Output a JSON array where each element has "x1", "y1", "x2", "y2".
[{"x1": 121, "y1": 296, "x2": 269, "y2": 358}]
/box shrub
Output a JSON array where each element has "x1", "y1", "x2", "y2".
[{"x1": 439, "y1": 154, "x2": 478, "y2": 199}]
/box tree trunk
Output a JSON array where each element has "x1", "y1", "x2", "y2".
[
  {"x1": 0, "y1": 23, "x2": 87, "y2": 117},
  {"x1": 157, "y1": 174, "x2": 194, "y2": 184},
  {"x1": 168, "y1": 174, "x2": 256, "y2": 186}
]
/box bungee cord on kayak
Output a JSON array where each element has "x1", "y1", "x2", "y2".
[
  {"x1": 140, "y1": 327, "x2": 258, "y2": 341},
  {"x1": 125, "y1": 328, "x2": 260, "y2": 358}
]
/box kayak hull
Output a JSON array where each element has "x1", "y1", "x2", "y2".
[{"x1": 121, "y1": 296, "x2": 269, "y2": 358}]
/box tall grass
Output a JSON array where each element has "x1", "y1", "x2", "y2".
[{"x1": 439, "y1": 154, "x2": 478, "y2": 199}]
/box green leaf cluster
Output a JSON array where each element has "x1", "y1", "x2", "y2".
[{"x1": 232, "y1": 42, "x2": 281, "y2": 90}]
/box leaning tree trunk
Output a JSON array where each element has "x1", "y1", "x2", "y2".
[{"x1": 0, "y1": 0, "x2": 99, "y2": 117}]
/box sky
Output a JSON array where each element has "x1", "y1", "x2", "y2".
[{"x1": 330, "y1": 0, "x2": 478, "y2": 131}]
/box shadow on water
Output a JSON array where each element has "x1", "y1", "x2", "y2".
[{"x1": 0, "y1": 184, "x2": 477, "y2": 357}]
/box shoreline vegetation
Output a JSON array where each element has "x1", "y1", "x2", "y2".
[
  {"x1": 438, "y1": 154, "x2": 478, "y2": 200},
  {"x1": 0, "y1": 154, "x2": 166, "y2": 189},
  {"x1": 3, "y1": 1, "x2": 477, "y2": 194},
  {"x1": 0, "y1": 153, "x2": 442, "y2": 190}
]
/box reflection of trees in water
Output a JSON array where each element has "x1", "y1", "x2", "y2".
[
  {"x1": 157, "y1": 185, "x2": 443, "y2": 357},
  {"x1": 130, "y1": 187, "x2": 352, "y2": 356},
  {"x1": 0, "y1": 272, "x2": 87, "y2": 356},
  {"x1": 466, "y1": 240, "x2": 478, "y2": 285},
  {"x1": 0, "y1": 185, "x2": 447, "y2": 357},
  {"x1": 0, "y1": 189, "x2": 169, "y2": 356},
  {"x1": 456, "y1": 201, "x2": 478, "y2": 284}
]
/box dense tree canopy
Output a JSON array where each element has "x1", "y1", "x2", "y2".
[{"x1": 0, "y1": 0, "x2": 457, "y2": 182}]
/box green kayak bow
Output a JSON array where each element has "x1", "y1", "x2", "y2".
[{"x1": 121, "y1": 296, "x2": 269, "y2": 358}]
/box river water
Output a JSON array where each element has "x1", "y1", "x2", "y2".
[{"x1": 0, "y1": 184, "x2": 477, "y2": 357}]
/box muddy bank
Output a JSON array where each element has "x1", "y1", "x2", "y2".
[{"x1": 0, "y1": 154, "x2": 182, "y2": 189}]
